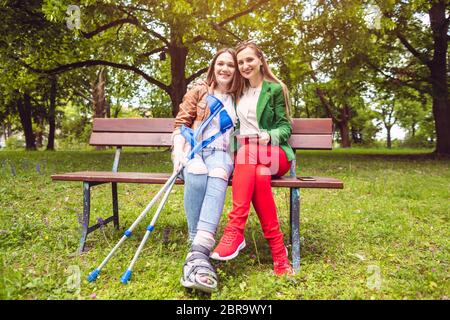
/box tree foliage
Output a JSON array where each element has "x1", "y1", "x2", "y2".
[{"x1": 0, "y1": 0, "x2": 448, "y2": 152}]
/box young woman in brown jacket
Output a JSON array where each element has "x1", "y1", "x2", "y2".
[{"x1": 172, "y1": 48, "x2": 242, "y2": 292}]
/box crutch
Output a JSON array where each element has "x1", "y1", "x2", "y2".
[
  {"x1": 87, "y1": 96, "x2": 229, "y2": 283},
  {"x1": 119, "y1": 109, "x2": 234, "y2": 284},
  {"x1": 87, "y1": 171, "x2": 180, "y2": 282}
]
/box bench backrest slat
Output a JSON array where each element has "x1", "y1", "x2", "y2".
[
  {"x1": 93, "y1": 118, "x2": 174, "y2": 133},
  {"x1": 89, "y1": 118, "x2": 333, "y2": 149},
  {"x1": 90, "y1": 132, "x2": 173, "y2": 147}
]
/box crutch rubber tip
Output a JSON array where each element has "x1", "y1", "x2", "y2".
[
  {"x1": 120, "y1": 270, "x2": 132, "y2": 284},
  {"x1": 87, "y1": 269, "x2": 100, "y2": 282}
]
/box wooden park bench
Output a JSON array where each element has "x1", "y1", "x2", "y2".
[{"x1": 51, "y1": 118, "x2": 343, "y2": 271}]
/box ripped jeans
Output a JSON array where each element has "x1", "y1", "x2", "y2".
[{"x1": 181, "y1": 147, "x2": 233, "y2": 241}]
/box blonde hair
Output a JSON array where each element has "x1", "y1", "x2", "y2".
[{"x1": 235, "y1": 41, "x2": 291, "y2": 118}]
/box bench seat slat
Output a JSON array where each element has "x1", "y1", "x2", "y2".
[{"x1": 51, "y1": 171, "x2": 343, "y2": 189}]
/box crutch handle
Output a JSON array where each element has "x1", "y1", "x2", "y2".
[{"x1": 180, "y1": 125, "x2": 195, "y2": 148}]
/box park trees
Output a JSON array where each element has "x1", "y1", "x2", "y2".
[
  {"x1": 276, "y1": 0, "x2": 376, "y2": 147},
  {"x1": 366, "y1": 0, "x2": 449, "y2": 154},
  {"x1": 282, "y1": 0, "x2": 448, "y2": 152},
  {"x1": 36, "y1": 0, "x2": 283, "y2": 116},
  {"x1": 0, "y1": 0, "x2": 77, "y2": 149},
  {"x1": 0, "y1": 0, "x2": 447, "y2": 152}
]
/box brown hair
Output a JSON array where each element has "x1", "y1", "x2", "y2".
[
  {"x1": 235, "y1": 41, "x2": 291, "y2": 117},
  {"x1": 205, "y1": 48, "x2": 242, "y2": 99}
]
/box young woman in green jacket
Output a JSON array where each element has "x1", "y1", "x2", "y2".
[{"x1": 211, "y1": 41, "x2": 294, "y2": 276}]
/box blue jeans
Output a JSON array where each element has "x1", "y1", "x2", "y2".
[{"x1": 181, "y1": 147, "x2": 233, "y2": 240}]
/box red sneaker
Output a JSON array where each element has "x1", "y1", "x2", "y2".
[{"x1": 210, "y1": 227, "x2": 246, "y2": 261}]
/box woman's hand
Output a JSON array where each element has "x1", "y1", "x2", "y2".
[
  {"x1": 258, "y1": 131, "x2": 271, "y2": 145},
  {"x1": 171, "y1": 150, "x2": 187, "y2": 173},
  {"x1": 172, "y1": 134, "x2": 188, "y2": 172}
]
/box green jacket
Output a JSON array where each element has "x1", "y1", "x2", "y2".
[{"x1": 233, "y1": 80, "x2": 295, "y2": 161}]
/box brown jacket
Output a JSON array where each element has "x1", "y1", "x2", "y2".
[{"x1": 173, "y1": 83, "x2": 213, "y2": 135}]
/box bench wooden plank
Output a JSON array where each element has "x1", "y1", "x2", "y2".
[
  {"x1": 90, "y1": 132, "x2": 173, "y2": 147},
  {"x1": 90, "y1": 132, "x2": 333, "y2": 149},
  {"x1": 288, "y1": 134, "x2": 332, "y2": 149},
  {"x1": 51, "y1": 171, "x2": 343, "y2": 189},
  {"x1": 91, "y1": 118, "x2": 333, "y2": 135},
  {"x1": 291, "y1": 118, "x2": 332, "y2": 134},
  {"x1": 93, "y1": 118, "x2": 174, "y2": 133},
  {"x1": 89, "y1": 118, "x2": 334, "y2": 148}
]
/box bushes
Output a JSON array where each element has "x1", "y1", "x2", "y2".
[
  {"x1": 55, "y1": 104, "x2": 92, "y2": 150},
  {"x1": 397, "y1": 135, "x2": 435, "y2": 149},
  {"x1": 5, "y1": 136, "x2": 25, "y2": 150}
]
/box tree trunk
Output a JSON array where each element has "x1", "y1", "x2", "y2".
[
  {"x1": 106, "y1": 97, "x2": 111, "y2": 118},
  {"x1": 47, "y1": 76, "x2": 56, "y2": 150},
  {"x1": 338, "y1": 120, "x2": 351, "y2": 148},
  {"x1": 2, "y1": 120, "x2": 11, "y2": 141},
  {"x1": 299, "y1": 102, "x2": 307, "y2": 118},
  {"x1": 6, "y1": 120, "x2": 11, "y2": 139},
  {"x1": 35, "y1": 127, "x2": 43, "y2": 148},
  {"x1": 351, "y1": 128, "x2": 362, "y2": 144},
  {"x1": 386, "y1": 126, "x2": 392, "y2": 148},
  {"x1": 314, "y1": 87, "x2": 353, "y2": 147},
  {"x1": 429, "y1": 1, "x2": 450, "y2": 155},
  {"x1": 17, "y1": 93, "x2": 36, "y2": 150},
  {"x1": 338, "y1": 104, "x2": 351, "y2": 148},
  {"x1": 293, "y1": 90, "x2": 303, "y2": 118},
  {"x1": 93, "y1": 67, "x2": 107, "y2": 119},
  {"x1": 113, "y1": 97, "x2": 121, "y2": 118},
  {"x1": 92, "y1": 68, "x2": 107, "y2": 150},
  {"x1": 168, "y1": 44, "x2": 188, "y2": 117},
  {"x1": 1, "y1": 123, "x2": 6, "y2": 146},
  {"x1": 411, "y1": 121, "x2": 416, "y2": 138}
]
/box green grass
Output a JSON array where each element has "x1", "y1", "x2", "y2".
[{"x1": 0, "y1": 148, "x2": 449, "y2": 300}]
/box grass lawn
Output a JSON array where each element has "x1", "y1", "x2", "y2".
[{"x1": 0, "y1": 148, "x2": 448, "y2": 300}]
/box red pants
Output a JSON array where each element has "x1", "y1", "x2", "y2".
[{"x1": 229, "y1": 142, "x2": 291, "y2": 251}]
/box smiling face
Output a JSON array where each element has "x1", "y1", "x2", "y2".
[
  {"x1": 213, "y1": 52, "x2": 236, "y2": 88},
  {"x1": 236, "y1": 47, "x2": 263, "y2": 83}
]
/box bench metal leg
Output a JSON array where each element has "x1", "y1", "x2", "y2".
[
  {"x1": 78, "y1": 181, "x2": 120, "y2": 253},
  {"x1": 290, "y1": 187, "x2": 301, "y2": 271},
  {"x1": 112, "y1": 182, "x2": 119, "y2": 229},
  {"x1": 79, "y1": 182, "x2": 91, "y2": 254}
]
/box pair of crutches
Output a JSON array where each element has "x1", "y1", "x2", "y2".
[{"x1": 88, "y1": 95, "x2": 233, "y2": 284}]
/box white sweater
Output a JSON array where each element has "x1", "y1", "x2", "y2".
[{"x1": 237, "y1": 86, "x2": 262, "y2": 135}]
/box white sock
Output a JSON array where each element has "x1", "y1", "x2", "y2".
[{"x1": 192, "y1": 230, "x2": 215, "y2": 252}]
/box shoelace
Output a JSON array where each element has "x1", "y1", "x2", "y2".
[{"x1": 222, "y1": 228, "x2": 237, "y2": 245}]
